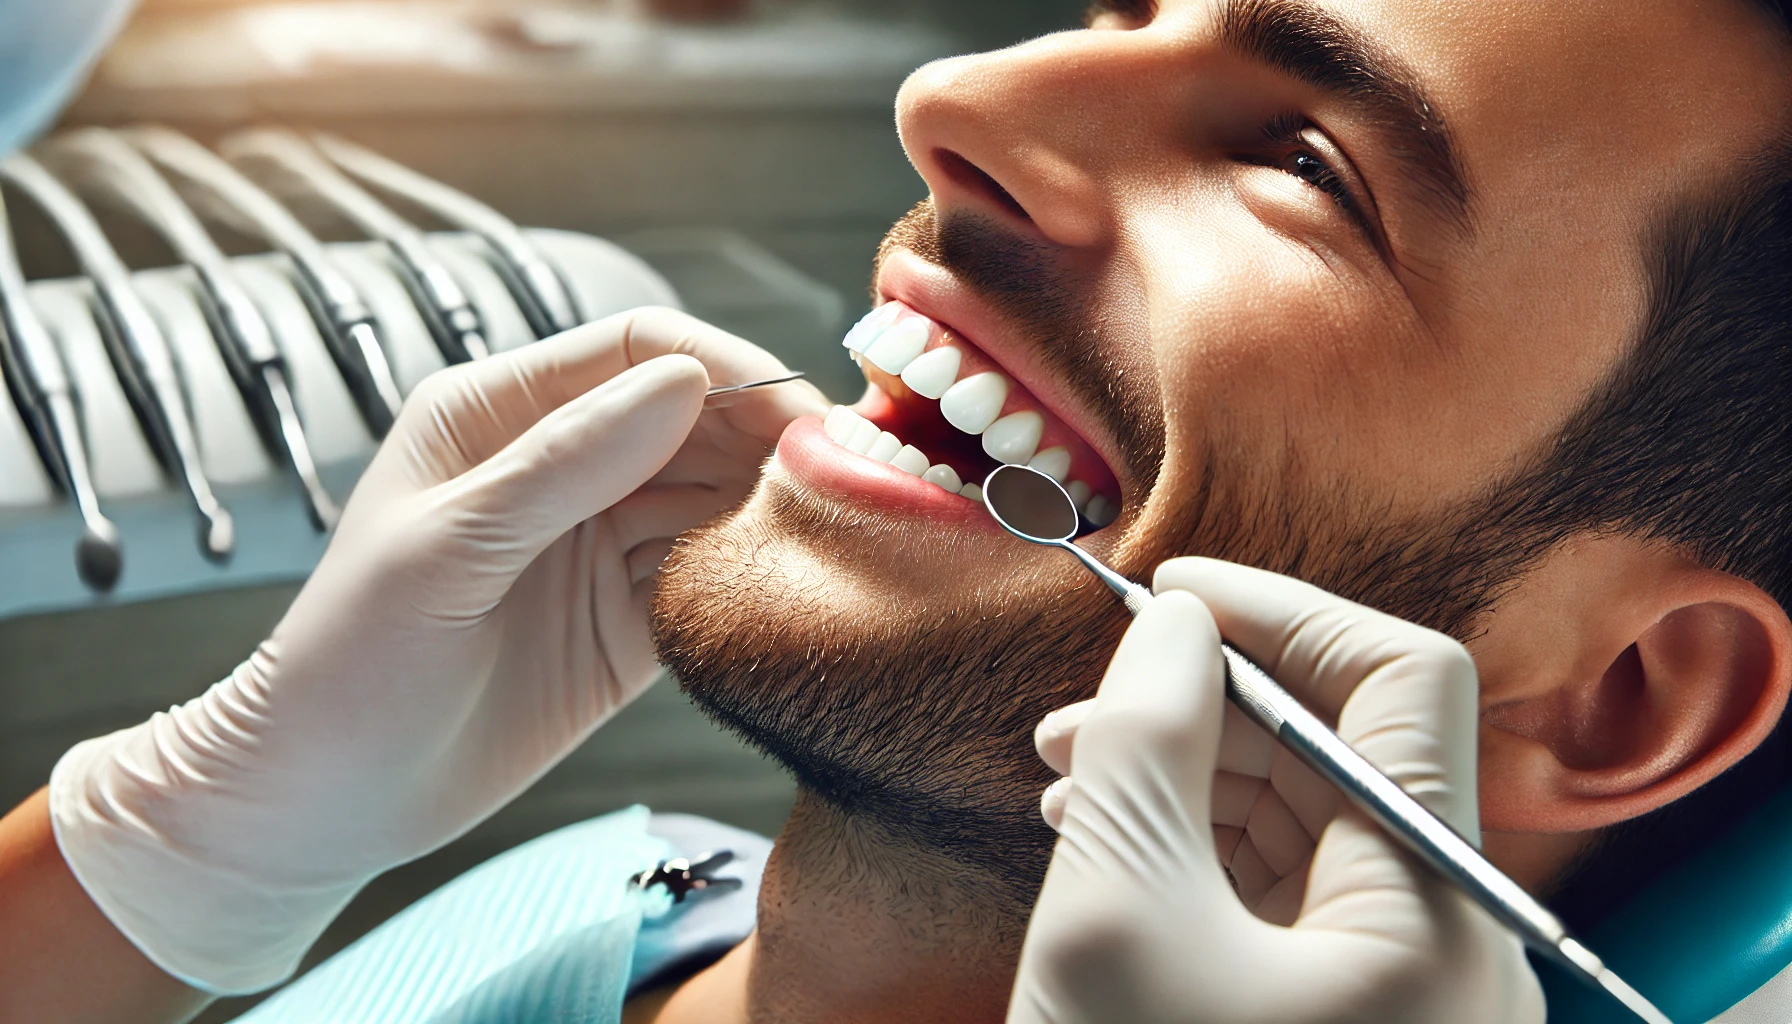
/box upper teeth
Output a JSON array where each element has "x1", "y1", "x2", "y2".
[
  {"x1": 864, "y1": 319, "x2": 931, "y2": 374},
  {"x1": 939, "y1": 372, "x2": 1008, "y2": 434},
  {"x1": 833, "y1": 306, "x2": 1118, "y2": 526},
  {"x1": 899, "y1": 347, "x2": 961, "y2": 399}
]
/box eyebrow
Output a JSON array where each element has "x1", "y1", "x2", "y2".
[{"x1": 1219, "y1": 0, "x2": 1474, "y2": 240}]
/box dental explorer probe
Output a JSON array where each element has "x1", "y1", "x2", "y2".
[
  {"x1": 704, "y1": 371, "x2": 806, "y2": 400},
  {"x1": 0, "y1": 188, "x2": 121, "y2": 590},
  {"x1": 0, "y1": 153, "x2": 235, "y2": 562},
  {"x1": 44, "y1": 129, "x2": 340, "y2": 531},
  {"x1": 310, "y1": 133, "x2": 584, "y2": 339},
  {"x1": 220, "y1": 129, "x2": 491, "y2": 366},
  {"x1": 980, "y1": 463, "x2": 1674, "y2": 1024},
  {"x1": 125, "y1": 126, "x2": 404, "y2": 437}
]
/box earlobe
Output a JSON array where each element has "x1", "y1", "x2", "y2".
[{"x1": 1475, "y1": 538, "x2": 1792, "y2": 835}]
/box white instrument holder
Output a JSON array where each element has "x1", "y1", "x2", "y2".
[{"x1": 0, "y1": 228, "x2": 679, "y2": 619}]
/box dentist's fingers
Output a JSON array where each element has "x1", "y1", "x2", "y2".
[
  {"x1": 1040, "y1": 777, "x2": 1071, "y2": 831},
  {"x1": 394, "y1": 306, "x2": 823, "y2": 482},
  {"x1": 618, "y1": 306, "x2": 830, "y2": 444},
  {"x1": 607, "y1": 484, "x2": 736, "y2": 552},
  {"x1": 1062, "y1": 591, "x2": 1229, "y2": 874},
  {"x1": 1012, "y1": 592, "x2": 1255, "y2": 1024},
  {"x1": 1034, "y1": 700, "x2": 1094, "y2": 777},
  {"x1": 1153, "y1": 556, "x2": 1481, "y2": 840},
  {"x1": 1152, "y1": 557, "x2": 1461, "y2": 719},
  {"x1": 443, "y1": 355, "x2": 709, "y2": 568}
]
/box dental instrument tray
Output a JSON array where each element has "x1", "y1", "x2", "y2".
[{"x1": 0, "y1": 128, "x2": 840, "y2": 620}]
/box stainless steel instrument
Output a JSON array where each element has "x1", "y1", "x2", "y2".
[
  {"x1": 126, "y1": 126, "x2": 404, "y2": 438},
  {"x1": 221, "y1": 129, "x2": 490, "y2": 367},
  {"x1": 703, "y1": 371, "x2": 805, "y2": 400},
  {"x1": 0, "y1": 189, "x2": 121, "y2": 590},
  {"x1": 1, "y1": 153, "x2": 235, "y2": 562},
  {"x1": 312, "y1": 133, "x2": 584, "y2": 339},
  {"x1": 43, "y1": 129, "x2": 340, "y2": 531}
]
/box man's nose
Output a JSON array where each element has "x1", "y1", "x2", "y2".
[{"x1": 895, "y1": 25, "x2": 1214, "y2": 250}]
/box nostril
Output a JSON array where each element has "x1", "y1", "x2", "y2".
[{"x1": 934, "y1": 148, "x2": 1031, "y2": 224}]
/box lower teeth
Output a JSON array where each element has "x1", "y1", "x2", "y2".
[
  {"x1": 820, "y1": 404, "x2": 1114, "y2": 524},
  {"x1": 822, "y1": 405, "x2": 972, "y2": 496}
]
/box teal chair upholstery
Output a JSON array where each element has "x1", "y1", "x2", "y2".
[{"x1": 1542, "y1": 785, "x2": 1792, "y2": 1022}]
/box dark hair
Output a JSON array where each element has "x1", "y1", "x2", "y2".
[
  {"x1": 1547, "y1": 134, "x2": 1792, "y2": 925},
  {"x1": 1758, "y1": 0, "x2": 1792, "y2": 32}
]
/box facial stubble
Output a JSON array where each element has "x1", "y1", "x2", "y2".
[{"x1": 652, "y1": 199, "x2": 1562, "y2": 913}]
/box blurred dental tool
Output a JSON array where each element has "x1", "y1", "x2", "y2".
[
  {"x1": 46, "y1": 128, "x2": 340, "y2": 531},
  {"x1": 311, "y1": 132, "x2": 583, "y2": 339},
  {"x1": 126, "y1": 126, "x2": 402, "y2": 437},
  {"x1": 0, "y1": 153, "x2": 235, "y2": 562},
  {"x1": 0, "y1": 188, "x2": 121, "y2": 590},
  {"x1": 703, "y1": 370, "x2": 805, "y2": 402},
  {"x1": 980, "y1": 463, "x2": 1674, "y2": 1024},
  {"x1": 221, "y1": 128, "x2": 490, "y2": 366}
]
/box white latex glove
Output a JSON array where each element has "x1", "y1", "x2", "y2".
[
  {"x1": 1008, "y1": 558, "x2": 1545, "y2": 1024},
  {"x1": 49, "y1": 307, "x2": 827, "y2": 994}
]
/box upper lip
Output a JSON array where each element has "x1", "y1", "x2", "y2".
[{"x1": 873, "y1": 248, "x2": 1135, "y2": 494}]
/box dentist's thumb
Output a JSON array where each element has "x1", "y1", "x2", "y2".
[{"x1": 442, "y1": 353, "x2": 709, "y2": 567}]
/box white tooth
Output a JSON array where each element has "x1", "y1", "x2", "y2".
[
  {"x1": 866, "y1": 431, "x2": 903, "y2": 463},
  {"x1": 899, "y1": 346, "x2": 961, "y2": 399},
  {"x1": 958, "y1": 482, "x2": 983, "y2": 502},
  {"x1": 1085, "y1": 495, "x2": 1116, "y2": 527},
  {"x1": 890, "y1": 445, "x2": 930, "y2": 476},
  {"x1": 865, "y1": 319, "x2": 930, "y2": 374},
  {"x1": 824, "y1": 405, "x2": 857, "y2": 442},
  {"x1": 843, "y1": 303, "x2": 902, "y2": 353},
  {"x1": 1027, "y1": 446, "x2": 1071, "y2": 482},
  {"x1": 922, "y1": 464, "x2": 962, "y2": 492},
  {"x1": 845, "y1": 419, "x2": 880, "y2": 454},
  {"x1": 939, "y1": 372, "x2": 1010, "y2": 434},
  {"x1": 1065, "y1": 480, "x2": 1092, "y2": 510},
  {"x1": 981, "y1": 411, "x2": 1043, "y2": 465}
]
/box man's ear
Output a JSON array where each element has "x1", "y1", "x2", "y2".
[{"x1": 1473, "y1": 534, "x2": 1792, "y2": 835}]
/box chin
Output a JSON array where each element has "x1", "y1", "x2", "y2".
[{"x1": 649, "y1": 478, "x2": 1130, "y2": 902}]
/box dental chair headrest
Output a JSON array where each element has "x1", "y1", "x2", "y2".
[{"x1": 1540, "y1": 783, "x2": 1792, "y2": 1022}]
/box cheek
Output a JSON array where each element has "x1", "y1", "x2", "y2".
[{"x1": 1125, "y1": 211, "x2": 1485, "y2": 513}]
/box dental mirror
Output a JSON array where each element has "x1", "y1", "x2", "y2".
[
  {"x1": 983, "y1": 464, "x2": 1151, "y2": 614},
  {"x1": 983, "y1": 463, "x2": 1079, "y2": 542}
]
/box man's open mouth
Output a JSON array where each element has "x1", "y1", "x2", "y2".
[{"x1": 816, "y1": 300, "x2": 1122, "y2": 529}]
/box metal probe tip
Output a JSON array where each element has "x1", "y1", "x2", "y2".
[{"x1": 704, "y1": 371, "x2": 805, "y2": 398}]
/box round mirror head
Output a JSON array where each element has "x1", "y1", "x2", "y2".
[{"x1": 983, "y1": 464, "x2": 1079, "y2": 543}]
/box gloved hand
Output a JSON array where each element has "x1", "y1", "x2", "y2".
[
  {"x1": 49, "y1": 307, "x2": 827, "y2": 994},
  {"x1": 1008, "y1": 557, "x2": 1545, "y2": 1024}
]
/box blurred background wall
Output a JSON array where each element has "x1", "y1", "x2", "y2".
[{"x1": 0, "y1": 1, "x2": 1084, "y2": 1017}]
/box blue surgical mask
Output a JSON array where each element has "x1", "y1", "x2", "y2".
[{"x1": 0, "y1": 0, "x2": 139, "y2": 155}]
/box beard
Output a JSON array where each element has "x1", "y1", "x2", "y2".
[{"x1": 651, "y1": 199, "x2": 1566, "y2": 909}]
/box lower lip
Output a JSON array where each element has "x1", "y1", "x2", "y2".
[{"x1": 774, "y1": 417, "x2": 996, "y2": 527}]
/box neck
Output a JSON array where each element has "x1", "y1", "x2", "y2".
[{"x1": 657, "y1": 790, "x2": 1027, "y2": 1024}]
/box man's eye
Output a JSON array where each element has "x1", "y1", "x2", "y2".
[
  {"x1": 1256, "y1": 115, "x2": 1365, "y2": 218},
  {"x1": 1280, "y1": 151, "x2": 1355, "y2": 212}
]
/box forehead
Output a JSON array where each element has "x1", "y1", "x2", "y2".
[{"x1": 1314, "y1": 0, "x2": 1788, "y2": 230}]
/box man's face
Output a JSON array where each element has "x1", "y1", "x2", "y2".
[{"x1": 654, "y1": 0, "x2": 1788, "y2": 898}]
